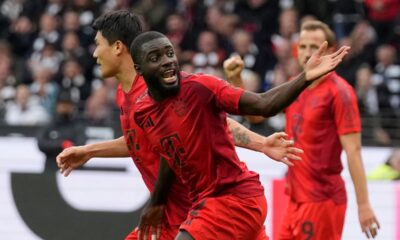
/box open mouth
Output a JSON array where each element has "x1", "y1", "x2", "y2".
[{"x1": 162, "y1": 69, "x2": 177, "y2": 84}]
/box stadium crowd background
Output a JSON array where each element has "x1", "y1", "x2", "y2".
[{"x1": 0, "y1": 0, "x2": 399, "y2": 146}]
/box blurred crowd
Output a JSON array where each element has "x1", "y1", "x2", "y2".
[{"x1": 0, "y1": 0, "x2": 399, "y2": 146}]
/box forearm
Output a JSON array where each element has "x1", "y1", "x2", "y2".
[
  {"x1": 84, "y1": 136, "x2": 130, "y2": 158},
  {"x1": 227, "y1": 118, "x2": 266, "y2": 151},
  {"x1": 151, "y1": 156, "x2": 175, "y2": 205},
  {"x1": 348, "y1": 152, "x2": 371, "y2": 207},
  {"x1": 240, "y1": 72, "x2": 310, "y2": 117}
]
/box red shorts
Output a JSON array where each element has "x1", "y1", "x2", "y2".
[
  {"x1": 180, "y1": 194, "x2": 268, "y2": 240},
  {"x1": 125, "y1": 224, "x2": 179, "y2": 240},
  {"x1": 278, "y1": 199, "x2": 347, "y2": 240}
]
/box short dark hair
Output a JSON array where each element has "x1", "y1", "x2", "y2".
[
  {"x1": 130, "y1": 31, "x2": 167, "y2": 64},
  {"x1": 92, "y1": 10, "x2": 143, "y2": 47}
]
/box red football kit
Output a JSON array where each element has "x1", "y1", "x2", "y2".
[
  {"x1": 117, "y1": 76, "x2": 190, "y2": 239},
  {"x1": 279, "y1": 72, "x2": 361, "y2": 240},
  {"x1": 133, "y1": 72, "x2": 268, "y2": 240}
]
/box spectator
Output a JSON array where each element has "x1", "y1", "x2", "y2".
[
  {"x1": 28, "y1": 42, "x2": 63, "y2": 78},
  {"x1": 191, "y1": 30, "x2": 226, "y2": 73},
  {"x1": 355, "y1": 64, "x2": 390, "y2": 145},
  {"x1": 37, "y1": 90, "x2": 86, "y2": 169},
  {"x1": 364, "y1": 0, "x2": 400, "y2": 44},
  {"x1": 336, "y1": 20, "x2": 377, "y2": 86},
  {"x1": 230, "y1": 29, "x2": 266, "y2": 82},
  {"x1": 4, "y1": 84, "x2": 50, "y2": 126},
  {"x1": 32, "y1": 13, "x2": 60, "y2": 52},
  {"x1": 30, "y1": 67, "x2": 59, "y2": 115},
  {"x1": 57, "y1": 58, "x2": 91, "y2": 104},
  {"x1": 84, "y1": 84, "x2": 115, "y2": 125},
  {"x1": 368, "y1": 148, "x2": 400, "y2": 180}
]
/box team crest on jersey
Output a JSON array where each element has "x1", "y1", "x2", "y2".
[{"x1": 171, "y1": 98, "x2": 188, "y2": 117}]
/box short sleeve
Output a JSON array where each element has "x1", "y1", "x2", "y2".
[
  {"x1": 332, "y1": 82, "x2": 361, "y2": 135},
  {"x1": 195, "y1": 74, "x2": 244, "y2": 114}
]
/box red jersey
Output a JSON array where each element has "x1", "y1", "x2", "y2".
[
  {"x1": 116, "y1": 75, "x2": 190, "y2": 226},
  {"x1": 134, "y1": 72, "x2": 264, "y2": 206},
  {"x1": 285, "y1": 72, "x2": 361, "y2": 204}
]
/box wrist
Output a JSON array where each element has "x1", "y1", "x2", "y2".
[{"x1": 82, "y1": 144, "x2": 93, "y2": 158}]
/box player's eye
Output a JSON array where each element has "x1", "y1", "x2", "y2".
[
  {"x1": 167, "y1": 50, "x2": 174, "y2": 57},
  {"x1": 149, "y1": 55, "x2": 158, "y2": 62}
]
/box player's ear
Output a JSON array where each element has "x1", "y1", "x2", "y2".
[{"x1": 134, "y1": 64, "x2": 142, "y2": 75}]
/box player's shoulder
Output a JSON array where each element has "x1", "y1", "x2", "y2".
[
  {"x1": 329, "y1": 72, "x2": 357, "y2": 100},
  {"x1": 180, "y1": 71, "x2": 227, "y2": 88}
]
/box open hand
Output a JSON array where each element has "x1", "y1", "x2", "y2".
[
  {"x1": 304, "y1": 41, "x2": 350, "y2": 81},
  {"x1": 261, "y1": 132, "x2": 303, "y2": 166}
]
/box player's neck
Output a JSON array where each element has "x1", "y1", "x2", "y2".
[{"x1": 116, "y1": 56, "x2": 137, "y2": 93}]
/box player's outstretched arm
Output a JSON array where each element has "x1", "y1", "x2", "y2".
[
  {"x1": 340, "y1": 133, "x2": 380, "y2": 239},
  {"x1": 227, "y1": 118, "x2": 302, "y2": 166},
  {"x1": 238, "y1": 42, "x2": 350, "y2": 117},
  {"x1": 56, "y1": 136, "x2": 130, "y2": 176}
]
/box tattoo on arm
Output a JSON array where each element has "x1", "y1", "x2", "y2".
[{"x1": 231, "y1": 127, "x2": 250, "y2": 146}]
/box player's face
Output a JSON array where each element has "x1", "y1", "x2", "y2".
[
  {"x1": 92, "y1": 31, "x2": 120, "y2": 78},
  {"x1": 297, "y1": 29, "x2": 327, "y2": 68},
  {"x1": 139, "y1": 37, "x2": 180, "y2": 99}
]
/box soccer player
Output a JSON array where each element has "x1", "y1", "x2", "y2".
[
  {"x1": 56, "y1": 10, "x2": 303, "y2": 240},
  {"x1": 128, "y1": 31, "x2": 349, "y2": 240},
  {"x1": 278, "y1": 20, "x2": 380, "y2": 240}
]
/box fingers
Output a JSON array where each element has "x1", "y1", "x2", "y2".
[
  {"x1": 363, "y1": 220, "x2": 379, "y2": 239},
  {"x1": 315, "y1": 41, "x2": 328, "y2": 57},
  {"x1": 287, "y1": 153, "x2": 302, "y2": 161},
  {"x1": 152, "y1": 224, "x2": 161, "y2": 240},
  {"x1": 330, "y1": 46, "x2": 350, "y2": 66},
  {"x1": 281, "y1": 157, "x2": 294, "y2": 166},
  {"x1": 63, "y1": 167, "x2": 73, "y2": 177},
  {"x1": 157, "y1": 224, "x2": 161, "y2": 239}
]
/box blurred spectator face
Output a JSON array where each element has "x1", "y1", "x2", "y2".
[
  {"x1": 15, "y1": 85, "x2": 30, "y2": 108},
  {"x1": 63, "y1": 11, "x2": 81, "y2": 32},
  {"x1": 206, "y1": 6, "x2": 222, "y2": 28},
  {"x1": 62, "y1": 32, "x2": 80, "y2": 51},
  {"x1": 389, "y1": 149, "x2": 400, "y2": 171},
  {"x1": 297, "y1": 29, "x2": 327, "y2": 68},
  {"x1": 197, "y1": 31, "x2": 217, "y2": 54},
  {"x1": 241, "y1": 69, "x2": 260, "y2": 92},
  {"x1": 92, "y1": 32, "x2": 119, "y2": 78},
  {"x1": 166, "y1": 14, "x2": 186, "y2": 33},
  {"x1": 12, "y1": 16, "x2": 34, "y2": 34},
  {"x1": 248, "y1": 0, "x2": 266, "y2": 8},
  {"x1": 356, "y1": 66, "x2": 373, "y2": 89},
  {"x1": 180, "y1": 0, "x2": 196, "y2": 7},
  {"x1": 63, "y1": 60, "x2": 82, "y2": 78},
  {"x1": 33, "y1": 68, "x2": 53, "y2": 85},
  {"x1": 279, "y1": 9, "x2": 298, "y2": 38},
  {"x1": 40, "y1": 13, "x2": 58, "y2": 33},
  {"x1": 376, "y1": 45, "x2": 396, "y2": 66},
  {"x1": 232, "y1": 30, "x2": 252, "y2": 56},
  {"x1": 271, "y1": 67, "x2": 287, "y2": 87}
]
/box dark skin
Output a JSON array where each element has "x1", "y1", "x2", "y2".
[{"x1": 134, "y1": 35, "x2": 350, "y2": 240}]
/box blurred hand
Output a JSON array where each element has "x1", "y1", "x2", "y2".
[
  {"x1": 223, "y1": 55, "x2": 244, "y2": 85},
  {"x1": 260, "y1": 132, "x2": 303, "y2": 166},
  {"x1": 138, "y1": 204, "x2": 164, "y2": 240},
  {"x1": 304, "y1": 41, "x2": 350, "y2": 81},
  {"x1": 358, "y1": 203, "x2": 380, "y2": 239},
  {"x1": 56, "y1": 146, "x2": 91, "y2": 177}
]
